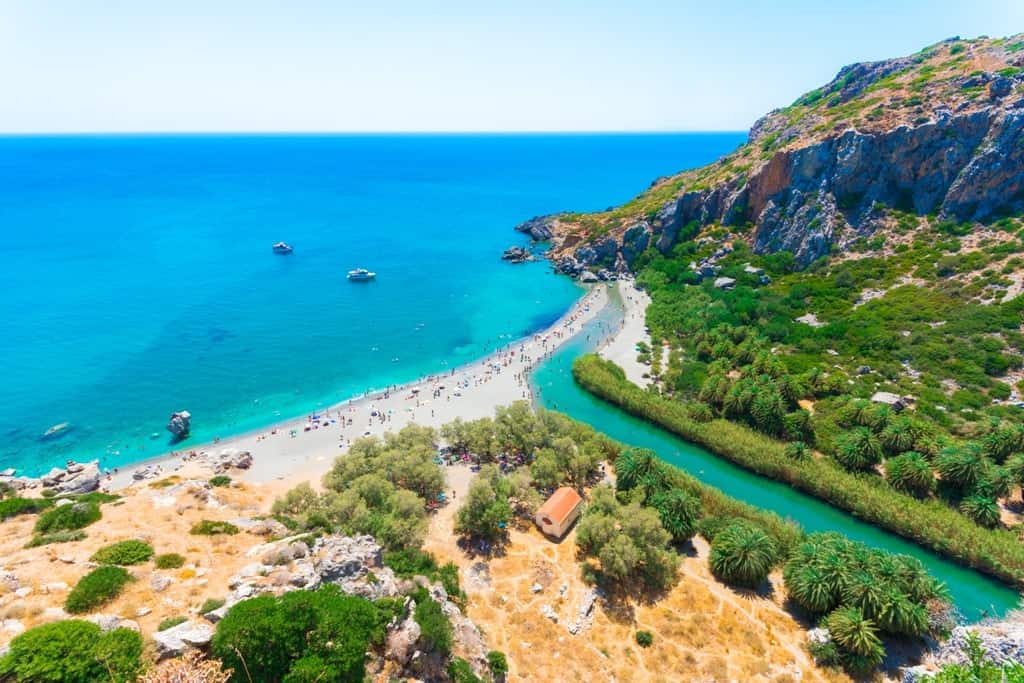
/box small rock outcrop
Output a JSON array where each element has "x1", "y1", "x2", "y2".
[
  {"x1": 152, "y1": 620, "x2": 214, "y2": 660},
  {"x1": 501, "y1": 246, "x2": 533, "y2": 263},
  {"x1": 35, "y1": 460, "x2": 101, "y2": 495}
]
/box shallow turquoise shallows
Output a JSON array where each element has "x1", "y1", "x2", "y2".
[
  {"x1": 0, "y1": 133, "x2": 744, "y2": 475},
  {"x1": 530, "y1": 292, "x2": 1021, "y2": 621}
]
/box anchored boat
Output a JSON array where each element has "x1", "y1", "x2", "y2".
[
  {"x1": 272, "y1": 242, "x2": 294, "y2": 254},
  {"x1": 347, "y1": 268, "x2": 376, "y2": 282}
]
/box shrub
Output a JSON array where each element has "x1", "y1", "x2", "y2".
[
  {"x1": 190, "y1": 520, "x2": 239, "y2": 536},
  {"x1": 438, "y1": 561, "x2": 462, "y2": 600},
  {"x1": 65, "y1": 566, "x2": 132, "y2": 614},
  {"x1": 91, "y1": 539, "x2": 154, "y2": 566},
  {"x1": 487, "y1": 650, "x2": 509, "y2": 677},
  {"x1": 635, "y1": 630, "x2": 654, "y2": 647},
  {"x1": 383, "y1": 548, "x2": 438, "y2": 578},
  {"x1": 155, "y1": 553, "x2": 186, "y2": 569},
  {"x1": 137, "y1": 650, "x2": 230, "y2": 683},
  {"x1": 0, "y1": 496, "x2": 53, "y2": 520},
  {"x1": 34, "y1": 501, "x2": 101, "y2": 534},
  {"x1": 709, "y1": 521, "x2": 777, "y2": 588},
  {"x1": 157, "y1": 616, "x2": 188, "y2": 631},
  {"x1": 25, "y1": 529, "x2": 86, "y2": 548},
  {"x1": 211, "y1": 586, "x2": 382, "y2": 682},
  {"x1": 0, "y1": 620, "x2": 143, "y2": 683},
  {"x1": 448, "y1": 658, "x2": 483, "y2": 683},
  {"x1": 208, "y1": 475, "x2": 231, "y2": 487},
  {"x1": 200, "y1": 598, "x2": 225, "y2": 614},
  {"x1": 414, "y1": 591, "x2": 454, "y2": 655}
]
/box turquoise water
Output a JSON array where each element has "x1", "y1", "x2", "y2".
[
  {"x1": 530, "y1": 291, "x2": 1021, "y2": 621},
  {"x1": 0, "y1": 133, "x2": 744, "y2": 475}
]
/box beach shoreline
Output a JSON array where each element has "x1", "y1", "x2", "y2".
[{"x1": 106, "y1": 284, "x2": 613, "y2": 491}]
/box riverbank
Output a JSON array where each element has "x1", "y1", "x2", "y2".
[
  {"x1": 106, "y1": 286, "x2": 610, "y2": 491},
  {"x1": 598, "y1": 280, "x2": 651, "y2": 386},
  {"x1": 572, "y1": 353, "x2": 1024, "y2": 589}
]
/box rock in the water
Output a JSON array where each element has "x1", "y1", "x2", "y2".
[
  {"x1": 167, "y1": 411, "x2": 192, "y2": 441},
  {"x1": 515, "y1": 215, "x2": 556, "y2": 241},
  {"x1": 501, "y1": 246, "x2": 532, "y2": 263},
  {"x1": 152, "y1": 620, "x2": 214, "y2": 660}
]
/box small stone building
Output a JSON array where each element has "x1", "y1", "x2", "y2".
[{"x1": 535, "y1": 487, "x2": 583, "y2": 539}]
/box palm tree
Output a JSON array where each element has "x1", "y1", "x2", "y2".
[
  {"x1": 1005, "y1": 453, "x2": 1024, "y2": 502},
  {"x1": 959, "y1": 495, "x2": 1001, "y2": 529},
  {"x1": 826, "y1": 606, "x2": 885, "y2": 667},
  {"x1": 786, "y1": 563, "x2": 838, "y2": 614},
  {"x1": 841, "y1": 570, "x2": 887, "y2": 620},
  {"x1": 649, "y1": 489, "x2": 702, "y2": 544},
  {"x1": 936, "y1": 444, "x2": 988, "y2": 492},
  {"x1": 884, "y1": 452, "x2": 935, "y2": 497},
  {"x1": 880, "y1": 417, "x2": 926, "y2": 455},
  {"x1": 835, "y1": 428, "x2": 884, "y2": 471},
  {"x1": 614, "y1": 448, "x2": 664, "y2": 492},
  {"x1": 875, "y1": 590, "x2": 929, "y2": 637},
  {"x1": 709, "y1": 522, "x2": 778, "y2": 588}
]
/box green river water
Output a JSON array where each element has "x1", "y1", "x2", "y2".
[{"x1": 530, "y1": 288, "x2": 1020, "y2": 621}]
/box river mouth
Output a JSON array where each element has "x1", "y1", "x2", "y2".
[{"x1": 529, "y1": 284, "x2": 1021, "y2": 622}]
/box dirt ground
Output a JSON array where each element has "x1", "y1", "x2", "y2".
[
  {"x1": 0, "y1": 462, "x2": 281, "y2": 645},
  {"x1": 423, "y1": 465, "x2": 847, "y2": 683}
]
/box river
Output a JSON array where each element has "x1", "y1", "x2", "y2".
[{"x1": 530, "y1": 286, "x2": 1021, "y2": 621}]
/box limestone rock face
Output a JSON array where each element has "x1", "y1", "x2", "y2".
[
  {"x1": 525, "y1": 41, "x2": 1024, "y2": 271},
  {"x1": 312, "y1": 534, "x2": 400, "y2": 600}
]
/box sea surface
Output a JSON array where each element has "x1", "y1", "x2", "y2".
[{"x1": 0, "y1": 133, "x2": 744, "y2": 475}]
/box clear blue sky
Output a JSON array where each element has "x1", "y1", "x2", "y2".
[{"x1": 2, "y1": 0, "x2": 1021, "y2": 133}]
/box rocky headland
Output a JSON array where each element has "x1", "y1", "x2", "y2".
[{"x1": 517, "y1": 35, "x2": 1024, "y2": 276}]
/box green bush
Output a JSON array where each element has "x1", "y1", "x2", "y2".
[
  {"x1": 211, "y1": 586, "x2": 383, "y2": 682},
  {"x1": 448, "y1": 657, "x2": 483, "y2": 683},
  {"x1": 439, "y1": 562, "x2": 462, "y2": 601},
  {"x1": 209, "y1": 475, "x2": 232, "y2": 487},
  {"x1": 154, "y1": 552, "x2": 186, "y2": 569},
  {"x1": 190, "y1": 519, "x2": 239, "y2": 535},
  {"x1": 65, "y1": 566, "x2": 132, "y2": 614},
  {"x1": 0, "y1": 620, "x2": 143, "y2": 683},
  {"x1": 91, "y1": 539, "x2": 154, "y2": 566},
  {"x1": 200, "y1": 597, "x2": 226, "y2": 614},
  {"x1": 0, "y1": 496, "x2": 53, "y2": 520},
  {"x1": 25, "y1": 529, "x2": 86, "y2": 548},
  {"x1": 383, "y1": 548, "x2": 438, "y2": 578},
  {"x1": 708, "y1": 521, "x2": 777, "y2": 588},
  {"x1": 635, "y1": 630, "x2": 654, "y2": 647},
  {"x1": 413, "y1": 590, "x2": 453, "y2": 655},
  {"x1": 157, "y1": 616, "x2": 187, "y2": 631},
  {"x1": 33, "y1": 501, "x2": 101, "y2": 534},
  {"x1": 487, "y1": 650, "x2": 509, "y2": 676}
]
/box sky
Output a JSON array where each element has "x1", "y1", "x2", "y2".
[{"x1": 1, "y1": 0, "x2": 1022, "y2": 133}]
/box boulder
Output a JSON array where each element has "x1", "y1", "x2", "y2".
[
  {"x1": 514, "y1": 215, "x2": 556, "y2": 241},
  {"x1": 51, "y1": 461, "x2": 100, "y2": 495},
  {"x1": 150, "y1": 573, "x2": 172, "y2": 593},
  {"x1": 313, "y1": 534, "x2": 400, "y2": 599},
  {"x1": 152, "y1": 620, "x2": 214, "y2": 660},
  {"x1": 990, "y1": 77, "x2": 1013, "y2": 99},
  {"x1": 167, "y1": 411, "x2": 191, "y2": 441},
  {"x1": 501, "y1": 246, "x2": 532, "y2": 263},
  {"x1": 578, "y1": 271, "x2": 599, "y2": 283}
]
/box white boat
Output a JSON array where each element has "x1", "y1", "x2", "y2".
[
  {"x1": 347, "y1": 268, "x2": 376, "y2": 281},
  {"x1": 272, "y1": 242, "x2": 294, "y2": 254}
]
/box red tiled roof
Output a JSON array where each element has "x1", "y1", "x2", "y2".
[{"x1": 537, "y1": 487, "x2": 582, "y2": 524}]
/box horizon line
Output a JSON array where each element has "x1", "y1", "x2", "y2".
[{"x1": 0, "y1": 129, "x2": 749, "y2": 137}]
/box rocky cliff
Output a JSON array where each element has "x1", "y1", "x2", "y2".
[{"x1": 519, "y1": 35, "x2": 1024, "y2": 274}]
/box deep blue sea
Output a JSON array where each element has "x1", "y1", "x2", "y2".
[{"x1": 0, "y1": 133, "x2": 743, "y2": 475}]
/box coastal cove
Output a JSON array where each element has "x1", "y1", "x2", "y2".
[
  {"x1": 0, "y1": 133, "x2": 743, "y2": 476},
  {"x1": 530, "y1": 289, "x2": 1022, "y2": 621}
]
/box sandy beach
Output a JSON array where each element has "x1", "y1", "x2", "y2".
[
  {"x1": 108, "y1": 285, "x2": 611, "y2": 491},
  {"x1": 598, "y1": 279, "x2": 652, "y2": 386}
]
